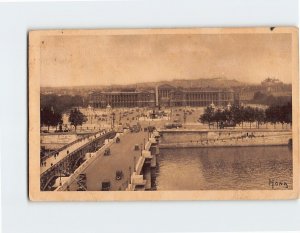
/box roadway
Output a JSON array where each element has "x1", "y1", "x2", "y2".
[{"x1": 69, "y1": 130, "x2": 149, "y2": 191}]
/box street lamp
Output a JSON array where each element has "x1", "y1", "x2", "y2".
[
  {"x1": 59, "y1": 164, "x2": 62, "y2": 186},
  {"x1": 89, "y1": 105, "x2": 93, "y2": 124},
  {"x1": 111, "y1": 112, "x2": 116, "y2": 130},
  {"x1": 133, "y1": 156, "x2": 136, "y2": 172},
  {"x1": 128, "y1": 166, "x2": 132, "y2": 184}
]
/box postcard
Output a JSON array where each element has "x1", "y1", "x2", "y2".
[{"x1": 29, "y1": 27, "x2": 299, "y2": 200}]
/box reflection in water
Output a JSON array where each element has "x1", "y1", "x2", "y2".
[{"x1": 156, "y1": 146, "x2": 292, "y2": 190}]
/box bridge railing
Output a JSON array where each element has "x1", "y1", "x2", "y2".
[
  {"x1": 127, "y1": 134, "x2": 157, "y2": 191},
  {"x1": 57, "y1": 138, "x2": 117, "y2": 191},
  {"x1": 40, "y1": 130, "x2": 114, "y2": 176},
  {"x1": 41, "y1": 131, "x2": 116, "y2": 190},
  {"x1": 41, "y1": 130, "x2": 108, "y2": 162}
]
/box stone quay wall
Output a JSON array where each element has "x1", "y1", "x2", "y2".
[{"x1": 159, "y1": 129, "x2": 292, "y2": 148}]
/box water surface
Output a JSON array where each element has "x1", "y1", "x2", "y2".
[{"x1": 156, "y1": 146, "x2": 292, "y2": 190}]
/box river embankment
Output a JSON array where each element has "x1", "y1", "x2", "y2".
[{"x1": 158, "y1": 129, "x2": 292, "y2": 148}]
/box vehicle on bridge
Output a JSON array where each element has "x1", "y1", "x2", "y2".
[
  {"x1": 115, "y1": 170, "x2": 124, "y2": 180},
  {"x1": 134, "y1": 144, "x2": 140, "y2": 151},
  {"x1": 104, "y1": 148, "x2": 111, "y2": 156},
  {"x1": 101, "y1": 180, "x2": 111, "y2": 191}
]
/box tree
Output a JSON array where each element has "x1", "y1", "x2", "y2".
[
  {"x1": 213, "y1": 108, "x2": 223, "y2": 129},
  {"x1": 223, "y1": 108, "x2": 233, "y2": 123},
  {"x1": 40, "y1": 107, "x2": 62, "y2": 131},
  {"x1": 200, "y1": 106, "x2": 214, "y2": 128},
  {"x1": 41, "y1": 94, "x2": 85, "y2": 114},
  {"x1": 231, "y1": 105, "x2": 245, "y2": 128},
  {"x1": 265, "y1": 102, "x2": 292, "y2": 129},
  {"x1": 254, "y1": 108, "x2": 265, "y2": 129},
  {"x1": 265, "y1": 105, "x2": 279, "y2": 128},
  {"x1": 68, "y1": 108, "x2": 87, "y2": 131},
  {"x1": 279, "y1": 102, "x2": 292, "y2": 128},
  {"x1": 244, "y1": 107, "x2": 255, "y2": 129},
  {"x1": 283, "y1": 102, "x2": 292, "y2": 126}
]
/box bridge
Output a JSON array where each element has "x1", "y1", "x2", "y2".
[
  {"x1": 40, "y1": 130, "x2": 116, "y2": 191},
  {"x1": 127, "y1": 131, "x2": 160, "y2": 191}
]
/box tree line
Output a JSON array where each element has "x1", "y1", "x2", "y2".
[
  {"x1": 41, "y1": 94, "x2": 85, "y2": 114},
  {"x1": 40, "y1": 94, "x2": 87, "y2": 132},
  {"x1": 40, "y1": 107, "x2": 87, "y2": 132},
  {"x1": 200, "y1": 102, "x2": 292, "y2": 129}
]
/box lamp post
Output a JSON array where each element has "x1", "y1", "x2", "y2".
[
  {"x1": 40, "y1": 108, "x2": 43, "y2": 131},
  {"x1": 148, "y1": 121, "x2": 151, "y2": 139},
  {"x1": 128, "y1": 166, "x2": 132, "y2": 184},
  {"x1": 59, "y1": 164, "x2": 62, "y2": 186},
  {"x1": 111, "y1": 112, "x2": 115, "y2": 130},
  {"x1": 133, "y1": 156, "x2": 136, "y2": 172}
]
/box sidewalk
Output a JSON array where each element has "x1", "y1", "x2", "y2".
[{"x1": 40, "y1": 130, "x2": 109, "y2": 174}]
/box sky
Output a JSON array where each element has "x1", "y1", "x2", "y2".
[{"x1": 40, "y1": 32, "x2": 292, "y2": 87}]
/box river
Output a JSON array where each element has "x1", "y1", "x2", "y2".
[{"x1": 156, "y1": 146, "x2": 292, "y2": 190}]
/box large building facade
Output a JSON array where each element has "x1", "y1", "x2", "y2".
[
  {"x1": 89, "y1": 84, "x2": 236, "y2": 108},
  {"x1": 89, "y1": 90, "x2": 156, "y2": 108},
  {"x1": 157, "y1": 84, "x2": 235, "y2": 107}
]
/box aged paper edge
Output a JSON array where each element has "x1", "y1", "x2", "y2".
[{"x1": 28, "y1": 27, "x2": 299, "y2": 201}]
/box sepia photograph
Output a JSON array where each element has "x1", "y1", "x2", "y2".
[{"x1": 29, "y1": 28, "x2": 299, "y2": 200}]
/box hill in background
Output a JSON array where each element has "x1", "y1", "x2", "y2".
[{"x1": 41, "y1": 77, "x2": 249, "y2": 95}]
